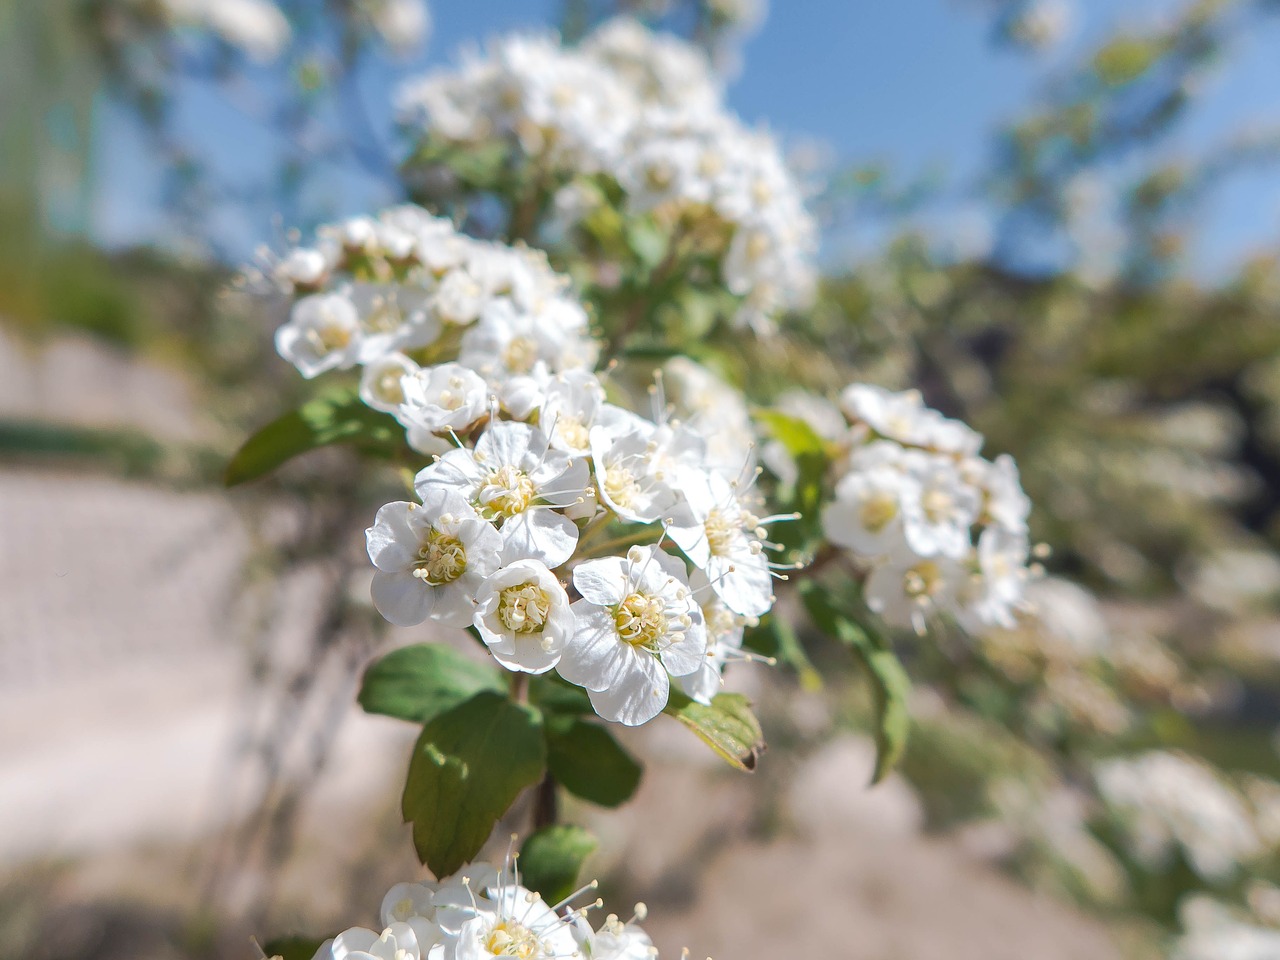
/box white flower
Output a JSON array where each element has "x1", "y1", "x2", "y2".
[
  {"x1": 540, "y1": 371, "x2": 606, "y2": 456},
  {"x1": 1173, "y1": 896, "x2": 1280, "y2": 960},
  {"x1": 460, "y1": 300, "x2": 596, "y2": 385},
  {"x1": 983, "y1": 453, "x2": 1031, "y2": 532},
  {"x1": 433, "y1": 267, "x2": 488, "y2": 326},
  {"x1": 396, "y1": 362, "x2": 489, "y2": 437},
  {"x1": 822, "y1": 465, "x2": 916, "y2": 559},
  {"x1": 416, "y1": 420, "x2": 589, "y2": 568},
  {"x1": 571, "y1": 910, "x2": 656, "y2": 960},
  {"x1": 453, "y1": 879, "x2": 581, "y2": 960},
  {"x1": 864, "y1": 556, "x2": 961, "y2": 634},
  {"x1": 840, "y1": 385, "x2": 982, "y2": 455},
  {"x1": 1095, "y1": 751, "x2": 1263, "y2": 882},
  {"x1": 667, "y1": 470, "x2": 774, "y2": 618},
  {"x1": 589, "y1": 421, "x2": 678, "y2": 525},
  {"x1": 349, "y1": 282, "x2": 439, "y2": 362},
  {"x1": 277, "y1": 246, "x2": 329, "y2": 289},
  {"x1": 957, "y1": 526, "x2": 1031, "y2": 631},
  {"x1": 313, "y1": 922, "x2": 425, "y2": 960},
  {"x1": 370, "y1": 0, "x2": 430, "y2": 55},
  {"x1": 661, "y1": 357, "x2": 757, "y2": 480},
  {"x1": 360, "y1": 352, "x2": 420, "y2": 413},
  {"x1": 558, "y1": 546, "x2": 706, "y2": 725},
  {"x1": 366, "y1": 491, "x2": 503, "y2": 628},
  {"x1": 379, "y1": 881, "x2": 442, "y2": 950},
  {"x1": 275, "y1": 292, "x2": 362, "y2": 378},
  {"x1": 474, "y1": 561, "x2": 576, "y2": 675},
  {"x1": 899, "y1": 453, "x2": 981, "y2": 560}
]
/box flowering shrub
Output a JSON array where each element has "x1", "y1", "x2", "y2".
[{"x1": 220, "y1": 16, "x2": 1048, "y2": 955}]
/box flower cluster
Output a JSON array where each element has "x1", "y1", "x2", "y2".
[
  {"x1": 1094, "y1": 750, "x2": 1265, "y2": 882},
  {"x1": 817, "y1": 384, "x2": 1035, "y2": 634},
  {"x1": 306, "y1": 855, "x2": 660, "y2": 960},
  {"x1": 268, "y1": 204, "x2": 598, "y2": 450},
  {"x1": 396, "y1": 18, "x2": 816, "y2": 330},
  {"x1": 266, "y1": 205, "x2": 779, "y2": 726}
]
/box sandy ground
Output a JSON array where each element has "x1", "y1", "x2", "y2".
[{"x1": 0, "y1": 330, "x2": 1125, "y2": 959}]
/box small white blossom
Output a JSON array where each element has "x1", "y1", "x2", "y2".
[
  {"x1": 667, "y1": 470, "x2": 774, "y2": 618},
  {"x1": 474, "y1": 560, "x2": 575, "y2": 674},
  {"x1": 559, "y1": 545, "x2": 706, "y2": 725},
  {"x1": 366, "y1": 491, "x2": 503, "y2": 629},
  {"x1": 359, "y1": 352, "x2": 420, "y2": 413},
  {"x1": 275, "y1": 292, "x2": 362, "y2": 378},
  {"x1": 416, "y1": 420, "x2": 589, "y2": 568},
  {"x1": 396, "y1": 362, "x2": 489, "y2": 437}
]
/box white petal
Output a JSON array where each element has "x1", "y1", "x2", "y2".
[
  {"x1": 572, "y1": 558, "x2": 628, "y2": 606},
  {"x1": 587, "y1": 655, "x2": 669, "y2": 726},
  {"x1": 557, "y1": 604, "x2": 622, "y2": 691},
  {"x1": 371, "y1": 571, "x2": 434, "y2": 626},
  {"x1": 501, "y1": 510, "x2": 577, "y2": 567}
]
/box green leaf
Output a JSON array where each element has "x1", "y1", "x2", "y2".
[
  {"x1": 755, "y1": 408, "x2": 829, "y2": 557},
  {"x1": 519, "y1": 825, "x2": 598, "y2": 905},
  {"x1": 663, "y1": 690, "x2": 764, "y2": 771},
  {"x1": 402, "y1": 692, "x2": 546, "y2": 877},
  {"x1": 528, "y1": 674, "x2": 595, "y2": 716},
  {"x1": 801, "y1": 583, "x2": 910, "y2": 784},
  {"x1": 225, "y1": 389, "x2": 403, "y2": 486},
  {"x1": 545, "y1": 716, "x2": 643, "y2": 808},
  {"x1": 625, "y1": 218, "x2": 669, "y2": 269},
  {"x1": 359, "y1": 644, "x2": 505, "y2": 726},
  {"x1": 755, "y1": 409, "x2": 827, "y2": 458},
  {"x1": 262, "y1": 935, "x2": 332, "y2": 960}
]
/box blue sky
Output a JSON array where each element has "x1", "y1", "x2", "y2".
[{"x1": 92, "y1": 0, "x2": 1280, "y2": 276}]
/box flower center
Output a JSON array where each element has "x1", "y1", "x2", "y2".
[
  {"x1": 413, "y1": 529, "x2": 466, "y2": 585},
  {"x1": 374, "y1": 369, "x2": 406, "y2": 406},
  {"x1": 485, "y1": 920, "x2": 542, "y2": 958},
  {"x1": 481, "y1": 465, "x2": 537, "y2": 518},
  {"x1": 614, "y1": 592, "x2": 668, "y2": 651},
  {"x1": 603, "y1": 463, "x2": 642, "y2": 510},
  {"x1": 362, "y1": 296, "x2": 402, "y2": 334},
  {"x1": 498, "y1": 581, "x2": 552, "y2": 635},
  {"x1": 502, "y1": 335, "x2": 539, "y2": 374},
  {"x1": 436, "y1": 374, "x2": 471, "y2": 411},
  {"x1": 859, "y1": 492, "x2": 898, "y2": 533},
  {"x1": 704, "y1": 507, "x2": 738, "y2": 557},
  {"x1": 556, "y1": 416, "x2": 590, "y2": 452},
  {"x1": 922, "y1": 488, "x2": 954, "y2": 523},
  {"x1": 308, "y1": 322, "x2": 352, "y2": 355},
  {"x1": 904, "y1": 561, "x2": 945, "y2": 599}
]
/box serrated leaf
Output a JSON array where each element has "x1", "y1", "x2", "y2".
[
  {"x1": 225, "y1": 389, "x2": 402, "y2": 486},
  {"x1": 663, "y1": 690, "x2": 764, "y2": 771},
  {"x1": 262, "y1": 935, "x2": 332, "y2": 960},
  {"x1": 519, "y1": 826, "x2": 598, "y2": 905},
  {"x1": 801, "y1": 583, "x2": 910, "y2": 784},
  {"x1": 359, "y1": 643, "x2": 505, "y2": 726},
  {"x1": 402, "y1": 692, "x2": 546, "y2": 877},
  {"x1": 545, "y1": 716, "x2": 642, "y2": 807}
]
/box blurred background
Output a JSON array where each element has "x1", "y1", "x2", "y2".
[{"x1": 4, "y1": 1, "x2": 1280, "y2": 958}]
